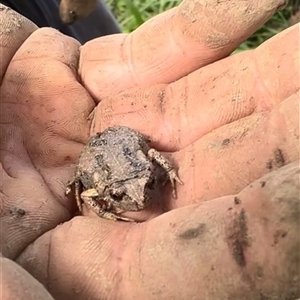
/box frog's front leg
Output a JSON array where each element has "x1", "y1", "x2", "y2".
[
  {"x1": 81, "y1": 189, "x2": 135, "y2": 222},
  {"x1": 147, "y1": 148, "x2": 183, "y2": 198}
]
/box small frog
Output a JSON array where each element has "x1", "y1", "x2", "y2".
[{"x1": 65, "y1": 126, "x2": 183, "y2": 221}]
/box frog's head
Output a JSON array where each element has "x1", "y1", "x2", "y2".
[{"x1": 107, "y1": 172, "x2": 157, "y2": 212}]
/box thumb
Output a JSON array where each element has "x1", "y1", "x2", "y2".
[{"x1": 79, "y1": 0, "x2": 288, "y2": 100}]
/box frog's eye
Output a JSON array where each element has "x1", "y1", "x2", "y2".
[
  {"x1": 110, "y1": 192, "x2": 123, "y2": 201},
  {"x1": 109, "y1": 186, "x2": 125, "y2": 201}
]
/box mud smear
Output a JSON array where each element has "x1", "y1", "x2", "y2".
[
  {"x1": 272, "y1": 229, "x2": 288, "y2": 247},
  {"x1": 226, "y1": 209, "x2": 250, "y2": 267},
  {"x1": 274, "y1": 148, "x2": 285, "y2": 167},
  {"x1": 234, "y1": 196, "x2": 241, "y2": 205},
  {"x1": 179, "y1": 223, "x2": 206, "y2": 240},
  {"x1": 9, "y1": 207, "x2": 26, "y2": 217},
  {"x1": 157, "y1": 89, "x2": 166, "y2": 114},
  {"x1": 222, "y1": 138, "x2": 230, "y2": 146},
  {"x1": 266, "y1": 148, "x2": 286, "y2": 171},
  {"x1": 266, "y1": 159, "x2": 273, "y2": 170}
]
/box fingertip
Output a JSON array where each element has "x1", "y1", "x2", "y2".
[
  {"x1": 1, "y1": 256, "x2": 55, "y2": 300},
  {"x1": 0, "y1": 5, "x2": 38, "y2": 82}
]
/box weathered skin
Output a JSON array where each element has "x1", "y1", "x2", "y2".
[{"x1": 0, "y1": 1, "x2": 299, "y2": 300}]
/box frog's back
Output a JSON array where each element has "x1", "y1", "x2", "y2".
[
  {"x1": 88, "y1": 126, "x2": 147, "y2": 151},
  {"x1": 79, "y1": 126, "x2": 152, "y2": 183},
  {"x1": 98, "y1": 126, "x2": 145, "y2": 145}
]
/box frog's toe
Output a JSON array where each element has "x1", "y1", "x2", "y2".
[
  {"x1": 65, "y1": 185, "x2": 72, "y2": 195},
  {"x1": 168, "y1": 169, "x2": 183, "y2": 198}
]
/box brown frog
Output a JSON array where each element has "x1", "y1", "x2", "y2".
[{"x1": 65, "y1": 126, "x2": 183, "y2": 221}]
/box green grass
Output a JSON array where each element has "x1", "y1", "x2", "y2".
[{"x1": 107, "y1": 0, "x2": 296, "y2": 51}]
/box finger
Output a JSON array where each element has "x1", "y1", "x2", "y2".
[
  {"x1": 0, "y1": 28, "x2": 93, "y2": 197},
  {"x1": 0, "y1": 160, "x2": 71, "y2": 260},
  {"x1": 91, "y1": 24, "x2": 299, "y2": 151},
  {"x1": 17, "y1": 161, "x2": 299, "y2": 299},
  {"x1": 80, "y1": 0, "x2": 288, "y2": 100},
  {"x1": 0, "y1": 5, "x2": 38, "y2": 83},
  {"x1": 170, "y1": 92, "x2": 299, "y2": 208},
  {"x1": 0, "y1": 256, "x2": 55, "y2": 300},
  {"x1": 0, "y1": 28, "x2": 93, "y2": 258},
  {"x1": 94, "y1": 79, "x2": 298, "y2": 211}
]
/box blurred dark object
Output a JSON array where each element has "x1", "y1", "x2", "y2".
[
  {"x1": 290, "y1": 0, "x2": 300, "y2": 14},
  {"x1": 289, "y1": 0, "x2": 300, "y2": 25},
  {"x1": 289, "y1": 9, "x2": 300, "y2": 25},
  {"x1": 0, "y1": 0, "x2": 121, "y2": 44},
  {"x1": 59, "y1": 0, "x2": 97, "y2": 25}
]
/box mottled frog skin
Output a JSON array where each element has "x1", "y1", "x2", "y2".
[{"x1": 66, "y1": 126, "x2": 183, "y2": 221}]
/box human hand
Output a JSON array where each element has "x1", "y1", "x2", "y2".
[{"x1": 0, "y1": 1, "x2": 299, "y2": 299}]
